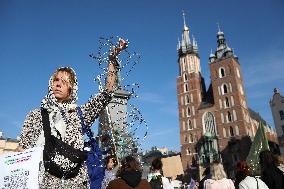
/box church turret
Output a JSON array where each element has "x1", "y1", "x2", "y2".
[
  {"x1": 214, "y1": 24, "x2": 236, "y2": 60},
  {"x1": 209, "y1": 49, "x2": 216, "y2": 63}
]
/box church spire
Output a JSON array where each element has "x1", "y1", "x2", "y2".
[
  {"x1": 178, "y1": 11, "x2": 198, "y2": 56},
  {"x1": 182, "y1": 10, "x2": 187, "y2": 28}
]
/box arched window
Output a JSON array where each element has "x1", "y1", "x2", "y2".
[
  {"x1": 187, "y1": 107, "x2": 191, "y2": 116},
  {"x1": 203, "y1": 112, "x2": 217, "y2": 135},
  {"x1": 184, "y1": 83, "x2": 188, "y2": 92},
  {"x1": 187, "y1": 120, "x2": 192, "y2": 130},
  {"x1": 219, "y1": 67, "x2": 225, "y2": 78},
  {"x1": 186, "y1": 95, "x2": 190, "y2": 104},
  {"x1": 230, "y1": 126, "x2": 234, "y2": 136},
  {"x1": 227, "y1": 111, "x2": 232, "y2": 122},
  {"x1": 279, "y1": 110, "x2": 284, "y2": 120},
  {"x1": 189, "y1": 134, "x2": 193, "y2": 143},
  {"x1": 184, "y1": 135, "x2": 188, "y2": 143},
  {"x1": 225, "y1": 97, "x2": 230, "y2": 108},
  {"x1": 184, "y1": 73, "x2": 188, "y2": 81},
  {"x1": 223, "y1": 84, "x2": 228, "y2": 94}
]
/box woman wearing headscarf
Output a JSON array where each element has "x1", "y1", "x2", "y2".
[{"x1": 17, "y1": 39, "x2": 127, "y2": 188}]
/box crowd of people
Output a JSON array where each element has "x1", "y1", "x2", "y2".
[{"x1": 185, "y1": 150, "x2": 284, "y2": 189}]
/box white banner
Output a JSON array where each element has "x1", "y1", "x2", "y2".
[{"x1": 0, "y1": 147, "x2": 43, "y2": 189}]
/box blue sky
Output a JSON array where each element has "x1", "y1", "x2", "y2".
[{"x1": 0, "y1": 0, "x2": 283, "y2": 151}]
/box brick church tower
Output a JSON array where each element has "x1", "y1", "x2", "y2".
[{"x1": 177, "y1": 16, "x2": 254, "y2": 177}]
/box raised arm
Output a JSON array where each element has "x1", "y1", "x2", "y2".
[
  {"x1": 106, "y1": 38, "x2": 128, "y2": 92},
  {"x1": 81, "y1": 38, "x2": 128, "y2": 126}
]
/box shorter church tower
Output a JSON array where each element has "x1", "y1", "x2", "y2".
[{"x1": 207, "y1": 27, "x2": 253, "y2": 175}]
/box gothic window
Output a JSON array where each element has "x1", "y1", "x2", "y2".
[
  {"x1": 184, "y1": 73, "x2": 188, "y2": 81},
  {"x1": 282, "y1": 125, "x2": 284, "y2": 133},
  {"x1": 189, "y1": 134, "x2": 193, "y2": 143},
  {"x1": 223, "y1": 84, "x2": 228, "y2": 94},
  {"x1": 184, "y1": 83, "x2": 188, "y2": 92},
  {"x1": 184, "y1": 135, "x2": 188, "y2": 143},
  {"x1": 229, "y1": 126, "x2": 234, "y2": 136},
  {"x1": 279, "y1": 110, "x2": 284, "y2": 120},
  {"x1": 187, "y1": 107, "x2": 191, "y2": 117},
  {"x1": 227, "y1": 111, "x2": 232, "y2": 122},
  {"x1": 225, "y1": 97, "x2": 230, "y2": 108},
  {"x1": 186, "y1": 95, "x2": 190, "y2": 104},
  {"x1": 187, "y1": 120, "x2": 192, "y2": 130},
  {"x1": 203, "y1": 112, "x2": 217, "y2": 135},
  {"x1": 219, "y1": 67, "x2": 225, "y2": 78}
]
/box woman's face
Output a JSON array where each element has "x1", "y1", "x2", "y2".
[
  {"x1": 107, "y1": 158, "x2": 115, "y2": 170},
  {"x1": 52, "y1": 71, "x2": 71, "y2": 103}
]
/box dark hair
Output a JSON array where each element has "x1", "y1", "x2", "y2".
[
  {"x1": 259, "y1": 150, "x2": 276, "y2": 169},
  {"x1": 116, "y1": 156, "x2": 141, "y2": 177},
  {"x1": 234, "y1": 161, "x2": 251, "y2": 187},
  {"x1": 105, "y1": 156, "x2": 116, "y2": 167},
  {"x1": 151, "y1": 158, "x2": 163, "y2": 170}
]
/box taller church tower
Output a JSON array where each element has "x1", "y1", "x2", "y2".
[{"x1": 176, "y1": 13, "x2": 206, "y2": 170}]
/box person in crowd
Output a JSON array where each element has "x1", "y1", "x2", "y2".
[
  {"x1": 16, "y1": 39, "x2": 127, "y2": 188},
  {"x1": 147, "y1": 158, "x2": 174, "y2": 189},
  {"x1": 259, "y1": 150, "x2": 284, "y2": 189},
  {"x1": 101, "y1": 156, "x2": 118, "y2": 189},
  {"x1": 235, "y1": 161, "x2": 268, "y2": 189},
  {"x1": 203, "y1": 162, "x2": 234, "y2": 189},
  {"x1": 188, "y1": 177, "x2": 198, "y2": 189},
  {"x1": 198, "y1": 167, "x2": 211, "y2": 189},
  {"x1": 106, "y1": 155, "x2": 151, "y2": 189},
  {"x1": 274, "y1": 154, "x2": 284, "y2": 174}
]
